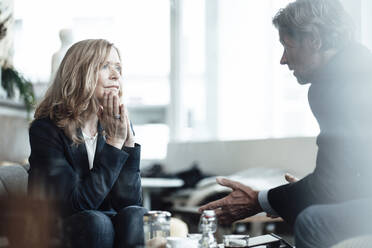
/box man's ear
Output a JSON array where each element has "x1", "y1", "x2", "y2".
[{"x1": 308, "y1": 31, "x2": 322, "y2": 51}]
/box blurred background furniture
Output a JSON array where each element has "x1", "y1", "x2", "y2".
[
  {"x1": 0, "y1": 164, "x2": 28, "y2": 197},
  {"x1": 141, "y1": 177, "x2": 184, "y2": 210},
  {"x1": 0, "y1": 114, "x2": 30, "y2": 165},
  {"x1": 0, "y1": 164, "x2": 29, "y2": 247}
]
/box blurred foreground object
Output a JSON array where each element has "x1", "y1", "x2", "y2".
[{"x1": 0, "y1": 196, "x2": 61, "y2": 248}]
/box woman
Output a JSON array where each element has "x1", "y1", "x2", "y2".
[{"x1": 28, "y1": 39, "x2": 146, "y2": 248}]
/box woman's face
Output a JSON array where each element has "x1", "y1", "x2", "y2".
[{"x1": 94, "y1": 48, "x2": 122, "y2": 102}]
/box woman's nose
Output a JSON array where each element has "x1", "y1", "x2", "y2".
[{"x1": 110, "y1": 69, "x2": 119, "y2": 80}]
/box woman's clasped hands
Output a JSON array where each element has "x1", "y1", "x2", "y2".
[{"x1": 98, "y1": 91, "x2": 134, "y2": 149}]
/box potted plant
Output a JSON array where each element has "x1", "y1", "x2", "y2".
[
  {"x1": 0, "y1": 4, "x2": 36, "y2": 113},
  {"x1": 1, "y1": 66, "x2": 36, "y2": 112}
]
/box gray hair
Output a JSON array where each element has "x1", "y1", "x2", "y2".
[{"x1": 272, "y1": 0, "x2": 355, "y2": 50}]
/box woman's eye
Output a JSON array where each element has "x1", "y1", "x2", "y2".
[
  {"x1": 115, "y1": 65, "x2": 121, "y2": 71},
  {"x1": 102, "y1": 63, "x2": 109, "y2": 69}
]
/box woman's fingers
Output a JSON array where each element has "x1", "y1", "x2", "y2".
[
  {"x1": 101, "y1": 91, "x2": 121, "y2": 120},
  {"x1": 102, "y1": 92, "x2": 108, "y2": 116},
  {"x1": 113, "y1": 94, "x2": 120, "y2": 118},
  {"x1": 119, "y1": 104, "x2": 125, "y2": 122},
  {"x1": 123, "y1": 109, "x2": 136, "y2": 147},
  {"x1": 120, "y1": 104, "x2": 128, "y2": 133},
  {"x1": 126, "y1": 113, "x2": 132, "y2": 134},
  {"x1": 107, "y1": 92, "x2": 114, "y2": 116}
]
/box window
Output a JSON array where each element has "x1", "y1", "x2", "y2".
[
  {"x1": 172, "y1": 0, "x2": 318, "y2": 142},
  {"x1": 14, "y1": 0, "x2": 170, "y2": 160},
  {"x1": 173, "y1": 0, "x2": 372, "y2": 142}
]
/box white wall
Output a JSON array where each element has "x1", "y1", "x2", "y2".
[
  {"x1": 166, "y1": 137, "x2": 317, "y2": 177},
  {"x1": 0, "y1": 112, "x2": 30, "y2": 164},
  {"x1": 361, "y1": 0, "x2": 372, "y2": 50},
  {"x1": 341, "y1": 0, "x2": 372, "y2": 50}
]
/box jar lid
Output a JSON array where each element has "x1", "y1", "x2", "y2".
[
  {"x1": 144, "y1": 211, "x2": 171, "y2": 221},
  {"x1": 202, "y1": 210, "x2": 216, "y2": 218}
]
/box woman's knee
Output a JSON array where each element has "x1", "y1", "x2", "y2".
[
  {"x1": 84, "y1": 210, "x2": 114, "y2": 233},
  {"x1": 64, "y1": 210, "x2": 114, "y2": 248},
  {"x1": 117, "y1": 206, "x2": 148, "y2": 220},
  {"x1": 112, "y1": 206, "x2": 147, "y2": 247}
]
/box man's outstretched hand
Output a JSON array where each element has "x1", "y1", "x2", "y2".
[{"x1": 198, "y1": 177, "x2": 263, "y2": 225}]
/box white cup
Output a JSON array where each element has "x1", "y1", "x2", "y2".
[
  {"x1": 187, "y1": 233, "x2": 202, "y2": 241},
  {"x1": 166, "y1": 237, "x2": 198, "y2": 248}
]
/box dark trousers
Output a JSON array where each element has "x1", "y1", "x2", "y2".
[
  {"x1": 294, "y1": 199, "x2": 372, "y2": 248},
  {"x1": 63, "y1": 206, "x2": 147, "y2": 248}
]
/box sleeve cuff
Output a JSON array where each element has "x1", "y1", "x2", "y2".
[
  {"x1": 258, "y1": 190, "x2": 279, "y2": 217},
  {"x1": 121, "y1": 143, "x2": 141, "y2": 169},
  {"x1": 98, "y1": 143, "x2": 129, "y2": 170},
  {"x1": 122, "y1": 143, "x2": 140, "y2": 155}
]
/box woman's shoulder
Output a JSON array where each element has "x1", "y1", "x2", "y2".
[
  {"x1": 30, "y1": 117, "x2": 56, "y2": 128},
  {"x1": 29, "y1": 117, "x2": 62, "y2": 136},
  {"x1": 29, "y1": 116, "x2": 75, "y2": 151}
]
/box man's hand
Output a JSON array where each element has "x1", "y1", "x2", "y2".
[
  {"x1": 284, "y1": 173, "x2": 298, "y2": 183},
  {"x1": 198, "y1": 177, "x2": 262, "y2": 225}
]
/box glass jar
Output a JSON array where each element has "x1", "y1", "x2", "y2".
[
  {"x1": 198, "y1": 210, "x2": 218, "y2": 248},
  {"x1": 144, "y1": 211, "x2": 171, "y2": 246}
]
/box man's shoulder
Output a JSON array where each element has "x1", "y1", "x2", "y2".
[
  {"x1": 339, "y1": 43, "x2": 372, "y2": 75},
  {"x1": 314, "y1": 43, "x2": 372, "y2": 88}
]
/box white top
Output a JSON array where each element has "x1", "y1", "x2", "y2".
[{"x1": 82, "y1": 131, "x2": 98, "y2": 170}]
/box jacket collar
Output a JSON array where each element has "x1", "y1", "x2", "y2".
[{"x1": 70, "y1": 121, "x2": 105, "y2": 175}]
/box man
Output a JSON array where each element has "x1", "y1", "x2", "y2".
[{"x1": 199, "y1": 0, "x2": 372, "y2": 247}]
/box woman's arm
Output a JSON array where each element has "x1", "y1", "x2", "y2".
[
  {"x1": 110, "y1": 144, "x2": 143, "y2": 210},
  {"x1": 28, "y1": 118, "x2": 128, "y2": 216}
]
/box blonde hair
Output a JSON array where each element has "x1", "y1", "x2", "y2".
[{"x1": 34, "y1": 39, "x2": 122, "y2": 144}]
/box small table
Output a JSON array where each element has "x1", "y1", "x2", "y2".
[{"x1": 141, "y1": 177, "x2": 184, "y2": 210}]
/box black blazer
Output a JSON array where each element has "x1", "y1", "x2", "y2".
[
  {"x1": 28, "y1": 117, "x2": 142, "y2": 218},
  {"x1": 268, "y1": 43, "x2": 372, "y2": 225}
]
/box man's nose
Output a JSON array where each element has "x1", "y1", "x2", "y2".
[{"x1": 280, "y1": 51, "x2": 287, "y2": 65}]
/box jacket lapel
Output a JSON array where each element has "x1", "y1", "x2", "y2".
[
  {"x1": 69, "y1": 128, "x2": 90, "y2": 176},
  {"x1": 96, "y1": 122, "x2": 106, "y2": 154},
  {"x1": 70, "y1": 123, "x2": 106, "y2": 176}
]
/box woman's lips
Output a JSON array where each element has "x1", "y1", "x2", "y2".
[{"x1": 104, "y1": 86, "x2": 119, "y2": 89}]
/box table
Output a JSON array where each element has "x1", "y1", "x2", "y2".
[
  {"x1": 171, "y1": 206, "x2": 283, "y2": 236},
  {"x1": 141, "y1": 177, "x2": 184, "y2": 210}
]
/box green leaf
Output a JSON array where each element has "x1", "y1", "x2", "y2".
[{"x1": 1, "y1": 67, "x2": 36, "y2": 113}]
